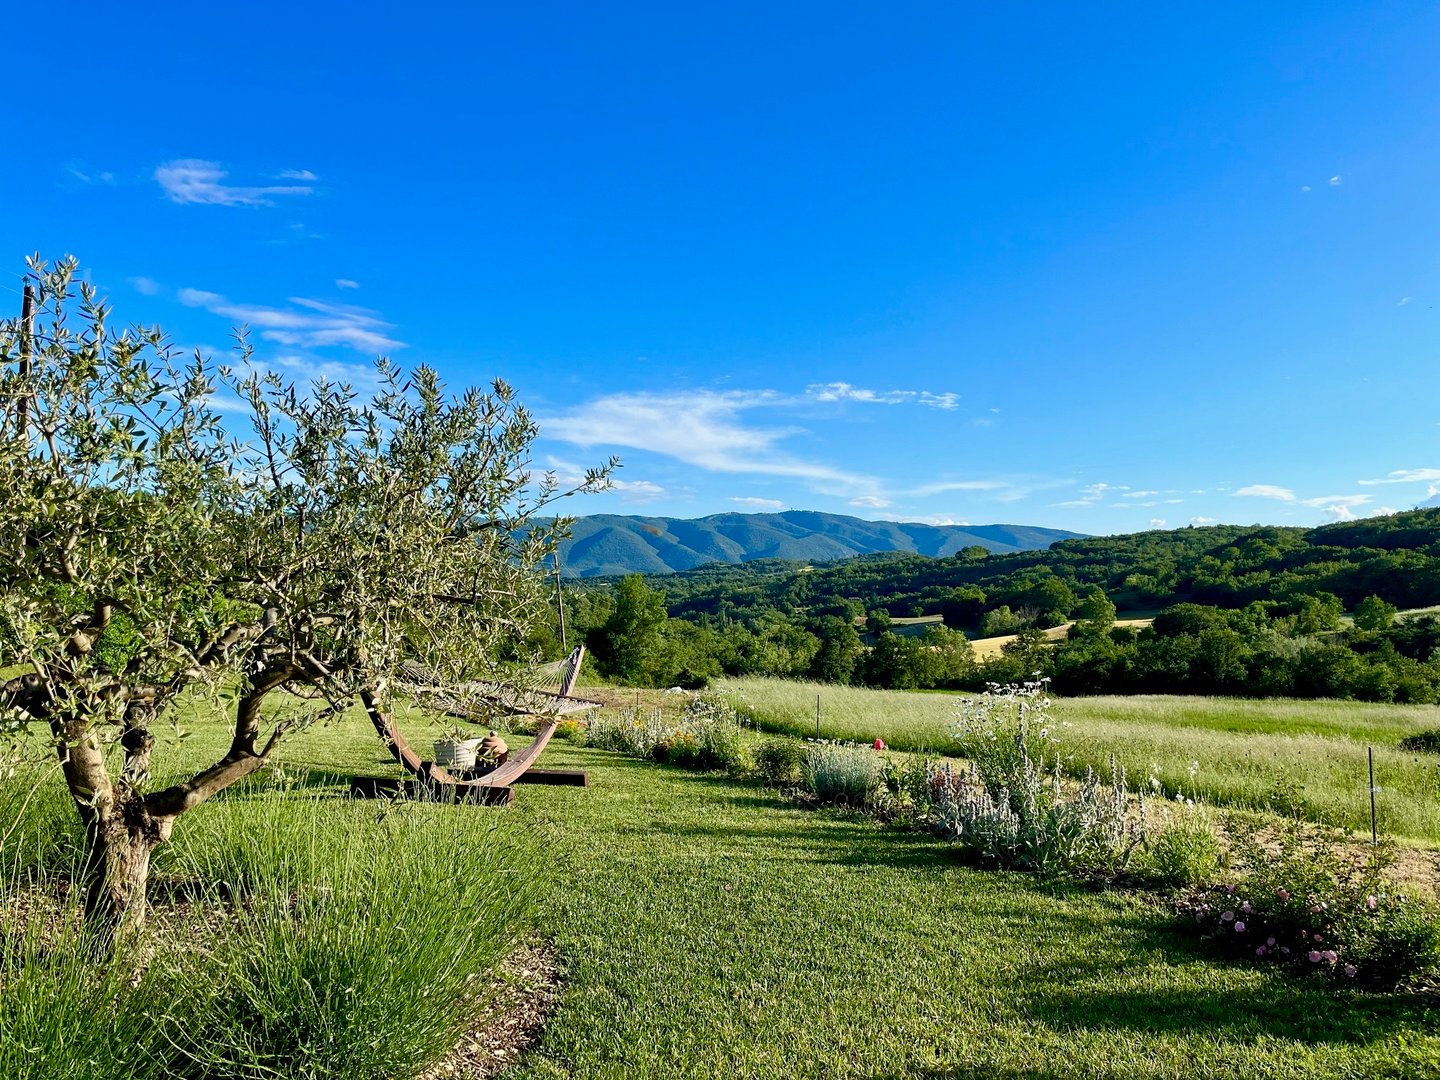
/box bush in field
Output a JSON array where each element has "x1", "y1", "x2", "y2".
[
  {"x1": 1141, "y1": 814, "x2": 1222, "y2": 886},
  {"x1": 1182, "y1": 820, "x2": 1440, "y2": 989},
  {"x1": 754, "y1": 738, "x2": 803, "y2": 786},
  {"x1": 1397, "y1": 729, "x2": 1440, "y2": 754},
  {"x1": 802, "y1": 743, "x2": 882, "y2": 805},
  {"x1": 931, "y1": 679, "x2": 1145, "y2": 876}
]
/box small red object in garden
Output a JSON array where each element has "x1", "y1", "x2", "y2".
[{"x1": 874, "y1": 738, "x2": 886, "y2": 750}]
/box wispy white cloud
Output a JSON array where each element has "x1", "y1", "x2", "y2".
[
  {"x1": 543, "y1": 456, "x2": 667, "y2": 504},
  {"x1": 129, "y1": 276, "x2": 162, "y2": 296},
  {"x1": 1122, "y1": 490, "x2": 1160, "y2": 499},
  {"x1": 177, "y1": 288, "x2": 404, "y2": 353},
  {"x1": 277, "y1": 169, "x2": 319, "y2": 181},
  {"x1": 1191, "y1": 516, "x2": 1217, "y2": 525},
  {"x1": 1398, "y1": 297, "x2": 1413, "y2": 307},
  {"x1": 66, "y1": 162, "x2": 115, "y2": 185},
  {"x1": 1236, "y1": 483, "x2": 1372, "y2": 521},
  {"x1": 607, "y1": 478, "x2": 667, "y2": 503},
  {"x1": 1359, "y1": 467, "x2": 1440, "y2": 486},
  {"x1": 1329, "y1": 175, "x2": 1343, "y2": 186},
  {"x1": 849, "y1": 495, "x2": 893, "y2": 510},
  {"x1": 806, "y1": 382, "x2": 959, "y2": 410},
  {"x1": 908, "y1": 514, "x2": 972, "y2": 526},
  {"x1": 1300, "y1": 185, "x2": 1312, "y2": 193},
  {"x1": 155, "y1": 159, "x2": 316, "y2": 206},
  {"x1": 1149, "y1": 518, "x2": 1167, "y2": 529},
  {"x1": 910, "y1": 478, "x2": 1008, "y2": 496},
  {"x1": 1236, "y1": 484, "x2": 1296, "y2": 501},
  {"x1": 336, "y1": 278, "x2": 360, "y2": 289},
  {"x1": 730, "y1": 496, "x2": 785, "y2": 511},
  {"x1": 542, "y1": 389, "x2": 883, "y2": 498},
  {"x1": 1058, "y1": 482, "x2": 1120, "y2": 508},
  {"x1": 808, "y1": 382, "x2": 913, "y2": 405}
]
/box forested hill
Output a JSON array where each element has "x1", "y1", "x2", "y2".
[
  {"x1": 654, "y1": 511, "x2": 1440, "y2": 625},
  {"x1": 557, "y1": 511, "x2": 1082, "y2": 577}
]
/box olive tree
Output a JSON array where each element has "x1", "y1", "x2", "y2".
[{"x1": 0, "y1": 257, "x2": 610, "y2": 938}]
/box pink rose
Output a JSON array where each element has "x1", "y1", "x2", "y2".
[
  {"x1": 1343, "y1": 964, "x2": 1357, "y2": 978},
  {"x1": 1309, "y1": 950, "x2": 1322, "y2": 963},
  {"x1": 1276, "y1": 888, "x2": 1290, "y2": 901}
]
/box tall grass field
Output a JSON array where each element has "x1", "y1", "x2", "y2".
[{"x1": 720, "y1": 678, "x2": 1440, "y2": 844}]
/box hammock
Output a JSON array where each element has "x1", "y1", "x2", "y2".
[{"x1": 353, "y1": 646, "x2": 595, "y2": 802}]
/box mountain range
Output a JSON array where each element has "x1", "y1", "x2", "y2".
[{"x1": 556, "y1": 511, "x2": 1083, "y2": 577}]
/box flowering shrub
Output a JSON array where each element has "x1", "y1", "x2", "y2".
[
  {"x1": 801, "y1": 743, "x2": 882, "y2": 806},
  {"x1": 1182, "y1": 821, "x2": 1440, "y2": 988},
  {"x1": 931, "y1": 679, "x2": 1146, "y2": 877},
  {"x1": 925, "y1": 757, "x2": 1143, "y2": 876},
  {"x1": 586, "y1": 695, "x2": 750, "y2": 773}
]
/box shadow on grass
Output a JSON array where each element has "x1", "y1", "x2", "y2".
[
  {"x1": 1024, "y1": 976, "x2": 1435, "y2": 1045},
  {"x1": 1008, "y1": 910, "x2": 1438, "y2": 1046}
]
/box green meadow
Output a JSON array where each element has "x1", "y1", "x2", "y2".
[
  {"x1": 720, "y1": 678, "x2": 1440, "y2": 845},
  {"x1": 7, "y1": 692, "x2": 1440, "y2": 1077}
]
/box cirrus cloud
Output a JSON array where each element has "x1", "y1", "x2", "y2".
[
  {"x1": 155, "y1": 159, "x2": 316, "y2": 206},
  {"x1": 178, "y1": 288, "x2": 404, "y2": 353}
]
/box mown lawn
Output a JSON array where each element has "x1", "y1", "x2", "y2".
[
  {"x1": 261, "y1": 707, "x2": 1438, "y2": 1079},
  {"x1": 720, "y1": 678, "x2": 1440, "y2": 845},
  {"x1": 8, "y1": 696, "x2": 1440, "y2": 1078}
]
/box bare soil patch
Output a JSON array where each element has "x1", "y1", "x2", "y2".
[{"x1": 421, "y1": 942, "x2": 563, "y2": 1079}]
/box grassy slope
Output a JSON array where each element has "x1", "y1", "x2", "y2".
[
  {"x1": 9, "y1": 699, "x2": 1440, "y2": 1077},
  {"x1": 719, "y1": 679, "x2": 1440, "y2": 845}
]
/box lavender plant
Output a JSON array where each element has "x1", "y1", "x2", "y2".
[
  {"x1": 801, "y1": 742, "x2": 883, "y2": 806},
  {"x1": 933, "y1": 679, "x2": 1145, "y2": 876}
]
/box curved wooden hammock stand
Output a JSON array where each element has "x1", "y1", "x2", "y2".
[{"x1": 348, "y1": 646, "x2": 595, "y2": 805}]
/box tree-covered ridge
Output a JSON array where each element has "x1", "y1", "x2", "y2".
[
  {"x1": 654, "y1": 512, "x2": 1440, "y2": 626},
  {"x1": 566, "y1": 511, "x2": 1440, "y2": 703}
]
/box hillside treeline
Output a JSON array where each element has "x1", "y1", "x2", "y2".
[{"x1": 550, "y1": 510, "x2": 1440, "y2": 702}]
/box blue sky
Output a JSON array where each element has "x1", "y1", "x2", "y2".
[{"x1": 7, "y1": 2, "x2": 1440, "y2": 533}]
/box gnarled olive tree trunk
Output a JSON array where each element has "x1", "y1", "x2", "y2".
[{"x1": 35, "y1": 662, "x2": 300, "y2": 941}]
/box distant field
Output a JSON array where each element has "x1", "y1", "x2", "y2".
[
  {"x1": 719, "y1": 678, "x2": 1440, "y2": 845},
  {"x1": 968, "y1": 617, "x2": 1154, "y2": 657}
]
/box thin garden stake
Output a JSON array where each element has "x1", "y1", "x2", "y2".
[
  {"x1": 553, "y1": 551, "x2": 567, "y2": 650},
  {"x1": 816, "y1": 693, "x2": 821, "y2": 739},
  {"x1": 1369, "y1": 745, "x2": 1378, "y2": 846}
]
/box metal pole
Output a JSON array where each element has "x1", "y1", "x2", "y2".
[
  {"x1": 16, "y1": 283, "x2": 34, "y2": 441},
  {"x1": 1369, "y1": 746, "x2": 1378, "y2": 846},
  {"x1": 553, "y1": 551, "x2": 567, "y2": 650}
]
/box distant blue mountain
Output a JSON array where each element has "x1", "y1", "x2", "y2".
[{"x1": 556, "y1": 511, "x2": 1083, "y2": 577}]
